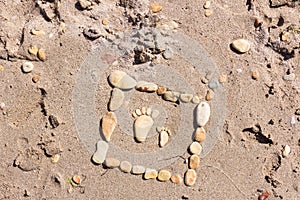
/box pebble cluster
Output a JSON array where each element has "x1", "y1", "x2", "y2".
[{"x1": 92, "y1": 70, "x2": 211, "y2": 186}]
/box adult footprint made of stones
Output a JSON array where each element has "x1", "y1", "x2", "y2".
[{"x1": 133, "y1": 107, "x2": 154, "y2": 143}]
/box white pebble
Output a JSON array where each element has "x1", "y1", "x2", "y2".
[
  {"x1": 92, "y1": 141, "x2": 109, "y2": 164},
  {"x1": 291, "y1": 116, "x2": 296, "y2": 125},
  {"x1": 108, "y1": 70, "x2": 137, "y2": 90},
  {"x1": 189, "y1": 142, "x2": 202, "y2": 155},
  {"x1": 196, "y1": 102, "x2": 211, "y2": 127},
  {"x1": 282, "y1": 145, "x2": 291, "y2": 157},
  {"x1": 0, "y1": 102, "x2": 5, "y2": 110},
  {"x1": 231, "y1": 39, "x2": 251, "y2": 53},
  {"x1": 22, "y1": 62, "x2": 34, "y2": 73}
]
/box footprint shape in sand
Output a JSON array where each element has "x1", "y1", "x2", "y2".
[{"x1": 133, "y1": 107, "x2": 154, "y2": 142}]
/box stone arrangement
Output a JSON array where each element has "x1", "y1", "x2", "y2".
[{"x1": 92, "y1": 70, "x2": 211, "y2": 186}]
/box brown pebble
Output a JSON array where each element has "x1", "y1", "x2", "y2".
[
  {"x1": 252, "y1": 70, "x2": 259, "y2": 80},
  {"x1": 38, "y1": 49, "x2": 46, "y2": 61},
  {"x1": 157, "y1": 170, "x2": 171, "y2": 182},
  {"x1": 150, "y1": 3, "x2": 162, "y2": 13},
  {"x1": 204, "y1": 9, "x2": 213, "y2": 17},
  {"x1": 219, "y1": 74, "x2": 227, "y2": 83},
  {"x1": 170, "y1": 174, "x2": 183, "y2": 184},
  {"x1": 189, "y1": 154, "x2": 200, "y2": 169},
  {"x1": 254, "y1": 18, "x2": 262, "y2": 28},
  {"x1": 184, "y1": 169, "x2": 197, "y2": 186},
  {"x1": 28, "y1": 45, "x2": 38, "y2": 55},
  {"x1": 157, "y1": 86, "x2": 167, "y2": 95},
  {"x1": 102, "y1": 18, "x2": 109, "y2": 25},
  {"x1": 72, "y1": 175, "x2": 81, "y2": 185},
  {"x1": 258, "y1": 191, "x2": 270, "y2": 200},
  {"x1": 32, "y1": 76, "x2": 40, "y2": 83},
  {"x1": 194, "y1": 127, "x2": 206, "y2": 142},
  {"x1": 51, "y1": 154, "x2": 60, "y2": 163},
  {"x1": 205, "y1": 90, "x2": 214, "y2": 101}
]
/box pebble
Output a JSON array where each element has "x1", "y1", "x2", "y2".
[
  {"x1": 159, "y1": 130, "x2": 169, "y2": 147},
  {"x1": 157, "y1": 170, "x2": 171, "y2": 181},
  {"x1": 0, "y1": 65, "x2": 3, "y2": 71},
  {"x1": 150, "y1": 3, "x2": 162, "y2": 13},
  {"x1": 92, "y1": 141, "x2": 109, "y2": 164},
  {"x1": 157, "y1": 86, "x2": 167, "y2": 95},
  {"x1": 179, "y1": 93, "x2": 193, "y2": 103},
  {"x1": 51, "y1": 154, "x2": 60, "y2": 163},
  {"x1": 135, "y1": 81, "x2": 158, "y2": 92},
  {"x1": 109, "y1": 88, "x2": 124, "y2": 111},
  {"x1": 131, "y1": 165, "x2": 146, "y2": 175},
  {"x1": 163, "y1": 91, "x2": 180, "y2": 103},
  {"x1": 0, "y1": 102, "x2": 5, "y2": 110},
  {"x1": 219, "y1": 74, "x2": 227, "y2": 83},
  {"x1": 189, "y1": 142, "x2": 203, "y2": 155},
  {"x1": 134, "y1": 115, "x2": 154, "y2": 142},
  {"x1": 208, "y1": 80, "x2": 219, "y2": 90},
  {"x1": 22, "y1": 62, "x2": 34, "y2": 73},
  {"x1": 231, "y1": 39, "x2": 250, "y2": 53},
  {"x1": 72, "y1": 175, "x2": 81, "y2": 185},
  {"x1": 170, "y1": 175, "x2": 183, "y2": 184},
  {"x1": 196, "y1": 102, "x2": 211, "y2": 126},
  {"x1": 119, "y1": 161, "x2": 132, "y2": 173},
  {"x1": 78, "y1": 0, "x2": 92, "y2": 10},
  {"x1": 101, "y1": 112, "x2": 117, "y2": 142},
  {"x1": 31, "y1": 29, "x2": 45, "y2": 36},
  {"x1": 204, "y1": 9, "x2": 213, "y2": 17},
  {"x1": 291, "y1": 116, "x2": 296, "y2": 125},
  {"x1": 184, "y1": 169, "x2": 197, "y2": 186},
  {"x1": 38, "y1": 49, "x2": 46, "y2": 61},
  {"x1": 146, "y1": 108, "x2": 152, "y2": 116},
  {"x1": 102, "y1": 18, "x2": 109, "y2": 25},
  {"x1": 283, "y1": 73, "x2": 296, "y2": 81},
  {"x1": 252, "y1": 70, "x2": 260, "y2": 80},
  {"x1": 205, "y1": 90, "x2": 214, "y2": 101},
  {"x1": 194, "y1": 127, "x2": 206, "y2": 142},
  {"x1": 203, "y1": 1, "x2": 211, "y2": 9},
  {"x1": 144, "y1": 168, "x2": 158, "y2": 179},
  {"x1": 28, "y1": 45, "x2": 38, "y2": 55},
  {"x1": 281, "y1": 32, "x2": 290, "y2": 41},
  {"x1": 192, "y1": 95, "x2": 201, "y2": 104},
  {"x1": 162, "y1": 48, "x2": 173, "y2": 60},
  {"x1": 282, "y1": 144, "x2": 291, "y2": 157},
  {"x1": 32, "y1": 76, "x2": 40, "y2": 83},
  {"x1": 135, "y1": 109, "x2": 142, "y2": 116},
  {"x1": 189, "y1": 155, "x2": 200, "y2": 169},
  {"x1": 108, "y1": 70, "x2": 137, "y2": 90},
  {"x1": 141, "y1": 107, "x2": 147, "y2": 115},
  {"x1": 295, "y1": 109, "x2": 300, "y2": 115},
  {"x1": 104, "y1": 157, "x2": 120, "y2": 168},
  {"x1": 200, "y1": 76, "x2": 208, "y2": 84}
]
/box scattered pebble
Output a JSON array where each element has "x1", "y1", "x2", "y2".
[
  {"x1": 109, "y1": 88, "x2": 124, "y2": 111},
  {"x1": 219, "y1": 74, "x2": 227, "y2": 83},
  {"x1": 31, "y1": 29, "x2": 45, "y2": 36},
  {"x1": 189, "y1": 142, "x2": 202, "y2": 155},
  {"x1": 131, "y1": 165, "x2": 146, "y2": 175},
  {"x1": 146, "y1": 108, "x2": 152, "y2": 116},
  {"x1": 208, "y1": 80, "x2": 219, "y2": 90},
  {"x1": 163, "y1": 91, "x2": 180, "y2": 103},
  {"x1": 258, "y1": 191, "x2": 270, "y2": 200},
  {"x1": 283, "y1": 73, "x2": 296, "y2": 81},
  {"x1": 92, "y1": 141, "x2": 109, "y2": 164},
  {"x1": 157, "y1": 170, "x2": 171, "y2": 182},
  {"x1": 203, "y1": 1, "x2": 211, "y2": 9},
  {"x1": 157, "y1": 86, "x2": 167, "y2": 95},
  {"x1": 189, "y1": 155, "x2": 200, "y2": 169},
  {"x1": 196, "y1": 102, "x2": 211, "y2": 127},
  {"x1": 144, "y1": 168, "x2": 158, "y2": 179},
  {"x1": 0, "y1": 102, "x2": 5, "y2": 110},
  {"x1": 150, "y1": 3, "x2": 162, "y2": 13},
  {"x1": 252, "y1": 70, "x2": 260, "y2": 80},
  {"x1": 282, "y1": 144, "x2": 291, "y2": 157},
  {"x1": 22, "y1": 62, "x2": 34, "y2": 73},
  {"x1": 184, "y1": 169, "x2": 197, "y2": 186},
  {"x1": 231, "y1": 39, "x2": 250, "y2": 53},
  {"x1": 157, "y1": 21, "x2": 179, "y2": 31},
  {"x1": 237, "y1": 68, "x2": 243, "y2": 73},
  {"x1": 108, "y1": 70, "x2": 137, "y2": 90},
  {"x1": 72, "y1": 175, "x2": 81, "y2": 185},
  {"x1": 104, "y1": 157, "x2": 120, "y2": 168},
  {"x1": 102, "y1": 18, "x2": 109, "y2": 25},
  {"x1": 119, "y1": 161, "x2": 132, "y2": 173},
  {"x1": 291, "y1": 116, "x2": 296, "y2": 125},
  {"x1": 101, "y1": 112, "x2": 117, "y2": 142},
  {"x1": 170, "y1": 174, "x2": 183, "y2": 184},
  {"x1": 51, "y1": 154, "x2": 60, "y2": 163},
  {"x1": 295, "y1": 109, "x2": 300, "y2": 115},
  {"x1": 37, "y1": 49, "x2": 46, "y2": 61},
  {"x1": 159, "y1": 130, "x2": 169, "y2": 147},
  {"x1": 134, "y1": 114, "x2": 154, "y2": 142},
  {"x1": 78, "y1": 0, "x2": 92, "y2": 10},
  {"x1": 32, "y1": 76, "x2": 40, "y2": 83},
  {"x1": 191, "y1": 95, "x2": 201, "y2": 104},
  {"x1": 204, "y1": 9, "x2": 213, "y2": 17},
  {"x1": 162, "y1": 48, "x2": 173, "y2": 60},
  {"x1": 205, "y1": 90, "x2": 214, "y2": 101},
  {"x1": 28, "y1": 46, "x2": 38, "y2": 55},
  {"x1": 281, "y1": 32, "x2": 290, "y2": 41},
  {"x1": 135, "y1": 81, "x2": 158, "y2": 92},
  {"x1": 179, "y1": 93, "x2": 193, "y2": 103},
  {"x1": 141, "y1": 107, "x2": 147, "y2": 115},
  {"x1": 194, "y1": 127, "x2": 206, "y2": 142}
]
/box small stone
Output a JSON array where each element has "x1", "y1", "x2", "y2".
[
  {"x1": 295, "y1": 109, "x2": 300, "y2": 115},
  {"x1": 136, "y1": 81, "x2": 158, "y2": 92},
  {"x1": 22, "y1": 62, "x2": 34, "y2": 73},
  {"x1": 119, "y1": 161, "x2": 132, "y2": 173},
  {"x1": 104, "y1": 157, "x2": 120, "y2": 168},
  {"x1": 282, "y1": 145, "x2": 291, "y2": 157},
  {"x1": 0, "y1": 65, "x2": 3, "y2": 71},
  {"x1": 78, "y1": 0, "x2": 92, "y2": 10},
  {"x1": 231, "y1": 39, "x2": 251, "y2": 53},
  {"x1": 159, "y1": 130, "x2": 169, "y2": 147},
  {"x1": 189, "y1": 154, "x2": 200, "y2": 169},
  {"x1": 157, "y1": 21, "x2": 179, "y2": 31},
  {"x1": 150, "y1": 3, "x2": 162, "y2": 13},
  {"x1": 170, "y1": 175, "x2": 183, "y2": 184},
  {"x1": 31, "y1": 29, "x2": 45, "y2": 36},
  {"x1": 281, "y1": 32, "x2": 290, "y2": 41},
  {"x1": 32, "y1": 76, "x2": 40, "y2": 83},
  {"x1": 134, "y1": 115, "x2": 154, "y2": 142},
  {"x1": 135, "y1": 109, "x2": 142, "y2": 116},
  {"x1": 203, "y1": 1, "x2": 211, "y2": 9},
  {"x1": 37, "y1": 49, "x2": 46, "y2": 61},
  {"x1": 146, "y1": 108, "x2": 152, "y2": 116},
  {"x1": 205, "y1": 90, "x2": 214, "y2": 101},
  {"x1": 92, "y1": 141, "x2": 109, "y2": 164},
  {"x1": 184, "y1": 169, "x2": 197, "y2": 186},
  {"x1": 196, "y1": 102, "x2": 210, "y2": 127},
  {"x1": 0, "y1": 102, "x2": 5, "y2": 110},
  {"x1": 72, "y1": 175, "x2": 81, "y2": 185},
  {"x1": 108, "y1": 70, "x2": 137, "y2": 90},
  {"x1": 151, "y1": 110, "x2": 160, "y2": 118},
  {"x1": 192, "y1": 95, "x2": 201, "y2": 104},
  {"x1": 131, "y1": 165, "x2": 146, "y2": 175},
  {"x1": 204, "y1": 9, "x2": 213, "y2": 17},
  {"x1": 252, "y1": 70, "x2": 260, "y2": 80},
  {"x1": 48, "y1": 115, "x2": 60, "y2": 128},
  {"x1": 157, "y1": 86, "x2": 167, "y2": 95},
  {"x1": 141, "y1": 107, "x2": 147, "y2": 114},
  {"x1": 163, "y1": 91, "x2": 180, "y2": 103},
  {"x1": 283, "y1": 73, "x2": 296, "y2": 81},
  {"x1": 219, "y1": 74, "x2": 227, "y2": 83},
  {"x1": 180, "y1": 93, "x2": 193, "y2": 103},
  {"x1": 51, "y1": 154, "x2": 60, "y2": 163},
  {"x1": 28, "y1": 46, "x2": 38, "y2": 55},
  {"x1": 101, "y1": 112, "x2": 117, "y2": 142},
  {"x1": 162, "y1": 48, "x2": 173, "y2": 60},
  {"x1": 144, "y1": 168, "x2": 158, "y2": 179},
  {"x1": 208, "y1": 80, "x2": 219, "y2": 90},
  {"x1": 157, "y1": 170, "x2": 171, "y2": 182},
  {"x1": 189, "y1": 142, "x2": 202, "y2": 155},
  {"x1": 109, "y1": 88, "x2": 124, "y2": 111},
  {"x1": 200, "y1": 76, "x2": 208, "y2": 84},
  {"x1": 194, "y1": 127, "x2": 206, "y2": 142},
  {"x1": 102, "y1": 18, "x2": 109, "y2": 25}
]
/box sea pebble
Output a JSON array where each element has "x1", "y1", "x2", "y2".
[
  {"x1": 205, "y1": 90, "x2": 214, "y2": 101},
  {"x1": 102, "y1": 18, "x2": 109, "y2": 25},
  {"x1": 204, "y1": 9, "x2": 213, "y2": 17},
  {"x1": 28, "y1": 45, "x2": 38, "y2": 55},
  {"x1": 22, "y1": 62, "x2": 34, "y2": 73},
  {"x1": 78, "y1": 0, "x2": 92, "y2": 10},
  {"x1": 283, "y1": 73, "x2": 296, "y2": 81},
  {"x1": 252, "y1": 70, "x2": 260, "y2": 80},
  {"x1": 282, "y1": 145, "x2": 291, "y2": 157},
  {"x1": 120, "y1": 161, "x2": 132, "y2": 173},
  {"x1": 208, "y1": 80, "x2": 219, "y2": 90},
  {"x1": 31, "y1": 29, "x2": 45, "y2": 36},
  {"x1": 219, "y1": 74, "x2": 227, "y2": 83},
  {"x1": 180, "y1": 93, "x2": 193, "y2": 103},
  {"x1": 291, "y1": 116, "x2": 296, "y2": 125},
  {"x1": 189, "y1": 142, "x2": 202, "y2": 155},
  {"x1": 231, "y1": 39, "x2": 250, "y2": 53},
  {"x1": 184, "y1": 169, "x2": 197, "y2": 186},
  {"x1": 159, "y1": 130, "x2": 169, "y2": 147},
  {"x1": 72, "y1": 175, "x2": 81, "y2": 185},
  {"x1": 92, "y1": 141, "x2": 109, "y2": 164},
  {"x1": 163, "y1": 91, "x2": 180, "y2": 103},
  {"x1": 104, "y1": 157, "x2": 120, "y2": 168},
  {"x1": 203, "y1": 1, "x2": 211, "y2": 9},
  {"x1": 162, "y1": 48, "x2": 173, "y2": 60},
  {"x1": 108, "y1": 70, "x2": 137, "y2": 90},
  {"x1": 141, "y1": 107, "x2": 147, "y2": 115},
  {"x1": 38, "y1": 49, "x2": 46, "y2": 61},
  {"x1": 150, "y1": 3, "x2": 162, "y2": 13},
  {"x1": 51, "y1": 154, "x2": 60, "y2": 163},
  {"x1": 194, "y1": 127, "x2": 206, "y2": 142},
  {"x1": 295, "y1": 109, "x2": 300, "y2": 115},
  {"x1": 157, "y1": 170, "x2": 171, "y2": 182},
  {"x1": 171, "y1": 175, "x2": 183, "y2": 184},
  {"x1": 157, "y1": 86, "x2": 167, "y2": 95},
  {"x1": 101, "y1": 112, "x2": 117, "y2": 142},
  {"x1": 200, "y1": 76, "x2": 208, "y2": 84},
  {"x1": 192, "y1": 95, "x2": 201, "y2": 104},
  {"x1": 189, "y1": 155, "x2": 200, "y2": 169},
  {"x1": 135, "y1": 108, "x2": 142, "y2": 116},
  {"x1": 131, "y1": 165, "x2": 146, "y2": 175},
  {"x1": 134, "y1": 115, "x2": 154, "y2": 142},
  {"x1": 32, "y1": 76, "x2": 40, "y2": 83},
  {"x1": 146, "y1": 108, "x2": 152, "y2": 116},
  {"x1": 196, "y1": 102, "x2": 211, "y2": 126},
  {"x1": 144, "y1": 168, "x2": 158, "y2": 179},
  {"x1": 109, "y1": 88, "x2": 124, "y2": 111},
  {"x1": 136, "y1": 81, "x2": 158, "y2": 92}
]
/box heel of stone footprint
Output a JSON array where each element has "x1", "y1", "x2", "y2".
[{"x1": 133, "y1": 107, "x2": 154, "y2": 142}]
